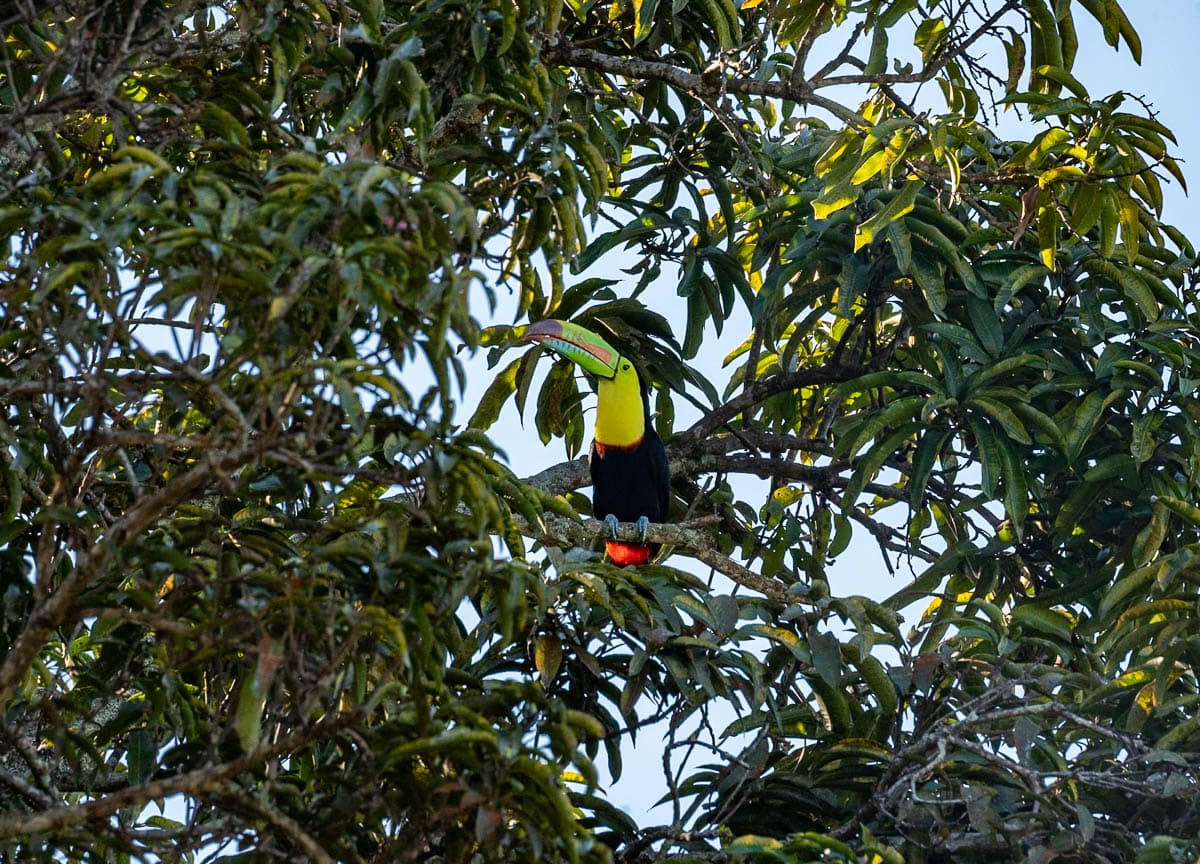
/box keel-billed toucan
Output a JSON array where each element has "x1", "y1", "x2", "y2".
[{"x1": 522, "y1": 320, "x2": 670, "y2": 566}]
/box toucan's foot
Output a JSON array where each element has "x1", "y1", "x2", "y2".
[
  {"x1": 635, "y1": 515, "x2": 650, "y2": 543},
  {"x1": 604, "y1": 513, "x2": 620, "y2": 540}
]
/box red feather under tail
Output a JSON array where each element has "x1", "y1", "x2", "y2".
[{"x1": 605, "y1": 541, "x2": 653, "y2": 566}]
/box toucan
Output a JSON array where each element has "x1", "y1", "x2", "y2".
[{"x1": 522, "y1": 319, "x2": 670, "y2": 566}]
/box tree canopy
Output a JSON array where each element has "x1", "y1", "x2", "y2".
[{"x1": 2, "y1": 0, "x2": 1199, "y2": 862}]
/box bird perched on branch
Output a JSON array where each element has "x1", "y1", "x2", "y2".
[{"x1": 522, "y1": 319, "x2": 670, "y2": 565}]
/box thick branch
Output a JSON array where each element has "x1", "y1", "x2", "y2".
[
  {"x1": 548, "y1": 43, "x2": 867, "y2": 127},
  {"x1": 550, "y1": 0, "x2": 1022, "y2": 130},
  {"x1": 518, "y1": 429, "x2": 839, "y2": 498},
  {"x1": 522, "y1": 456, "x2": 590, "y2": 497},
  {"x1": 517, "y1": 422, "x2": 943, "y2": 571},
  {"x1": 521, "y1": 514, "x2": 791, "y2": 602}
]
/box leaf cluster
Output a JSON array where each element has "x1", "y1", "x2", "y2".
[{"x1": 3, "y1": 1, "x2": 1200, "y2": 863}]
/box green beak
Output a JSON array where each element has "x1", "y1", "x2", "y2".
[{"x1": 521, "y1": 319, "x2": 620, "y2": 380}]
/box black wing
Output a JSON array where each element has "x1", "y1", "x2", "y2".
[{"x1": 646, "y1": 427, "x2": 670, "y2": 523}]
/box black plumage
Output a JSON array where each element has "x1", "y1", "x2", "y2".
[{"x1": 590, "y1": 394, "x2": 670, "y2": 565}]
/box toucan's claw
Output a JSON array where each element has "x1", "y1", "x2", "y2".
[
  {"x1": 636, "y1": 516, "x2": 650, "y2": 544},
  {"x1": 604, "y1": 513, "x2": 620, "y2": 540}
]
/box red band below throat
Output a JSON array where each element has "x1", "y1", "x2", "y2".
[{"x1": 593, "y1": 436, "x2": 643, "y2": 458}]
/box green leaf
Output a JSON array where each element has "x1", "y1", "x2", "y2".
[
  {"x1": 854, "y1": 180, "x2": 921, "y2": 251},
  {"x1": 749, "y1": 624, "x2": 812, "y2": 662},
  {"x1": 1037, "y1": 205, "x2": 1060, "y2": 270},
  {"x1": 535, "y1": 635, "x2": 563, "y2": 686},
  {"x1": 470, "y1": 357, "x2": 521, "y2": 430},
  {"x1": 968, "y1": 353, "x2": 1041, "y2": 390},
  {"x1": 535, "y1": 358, "x2": 581, "y2": 446},
  {"x1": 1003, "y1": 26, "x2": 1026, "y2": 93},
  {"x1": 837, "y1": 255, "x2": 870, "y2": 319},
  {"x1": 470, "y1": 20, "x2": 489, "y2": 60},
  {"x1": 965, "y1": 296, "x2": 1004, "y2": 357},
  {"x1": 1065, "y1": 390, "x2": 1111, "y2": 463},
  {"x1": 1010, "y1": 604, "x2": 1073, "y2": 643},
  {"x1": 1070, "y1": 182, "x2": 1104, "y2": 234},
  {"x1": 1131, "y1": 412, "x2": 1163, "y2": 464},
  {"x1": 673, "y1": 593, "x2": 717, "y2": 629},
  {"x1": 910, "y1": 254, "x2": 946, "y2": 315},
  {"x1": 127, "y1": 729, "x2": 155, "y2": 786},
  {"x1": 967, "y1": 396, "x2": 1032, "y2": 445},
  {"x1": 925, "y1": 323, "x2": 988, "y2": 364},
  {"x1": 1033, "y1": 65, "x2": 1088, "y2": 100},
  {"x1": 812, "y1": 182, "x2": 859, "y2": 219},
  {"x1": 997, "y1": 262, "x2": 1050, "y2": 312},
  {"x1": 886, "y1": 220, "x2": 913, "y2": 273},
  {"x1": 996, "y1": 435, "x2": 1028, "y2": 537},
  {"x1": 235, "y1": 673, "x2": 266, "y2": 753},
  {"x1": 851, "y1": 149, "x2": 890, "y2": 186},
  {"x1": 1118, "y1": 191, "x2": 1142, "y2": 264},
  {"x1": 1025, "y1": 128, "x2": 1072, "y2": 167},
  {"x1": 1154, "y1": 495, "x2": 1200, "y2": 530},
  {"x1": 909, "y1": 427, "x2": 951, "y2": 510},
  {"x1": 633, "y1": 0, "x2": 661, "y2": 43},
  {"x1": 1010, "y1": 401, "x2": 1067, "y2": 452},
  {"x1": 844, "y1": 421, "x2": 922, "y2": 505},
  {"x1": 1120, "y1": 271, "x2": 1160, "y2": 322},
  {"x1": 1083, "y1": 453, "x2": 1135, "y2": 483},
  {"x1": 841, "y1": 395, "x2": 925, "y2": 459},
  {"x1": 808, "y1": 628, "x2": 843, "y2": 688},
  {"x1": 864, "y1": 26, "x2": 889, "y2": 75},
  {"x1": 966, "y1": 416, "x2": 1001, "y2": 498},
  {"x1": 1131, "y1": 502, "x2": 1168, "y2": 568}
]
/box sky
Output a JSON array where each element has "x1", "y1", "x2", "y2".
[{"x1": 443, "y1": 3, "x2": 1200, "y2": 820}]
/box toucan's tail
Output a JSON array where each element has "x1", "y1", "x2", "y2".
[{"x1": 605, "y1": 541, "x2": 656, "y2": 566}]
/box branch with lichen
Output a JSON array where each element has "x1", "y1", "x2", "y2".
[{"x1": 515, "y1": 511, "x2": 791, "y2": 603}]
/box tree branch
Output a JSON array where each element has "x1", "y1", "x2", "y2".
[
  {"x1": 548, "y1": 43, "x2": 867, "y2": 128},
  {"x1": 205, "y1": 784, "x2": 336, "y2": 864},
  {"x1": 550, "y1": 0, "x2": 1023, "y2": 132},
  {"x1": 520, "y1": 513, "x2": 792, "y2": 602},
  {"x1": 0, "y1": 712, "x2": 358, "y2": 842},
  {"x1": 0, "y1": 446, "x2": 259, "y2": 706},
  {"x1": 676, "y1": 364, "x2": 871, "y2": 447}
]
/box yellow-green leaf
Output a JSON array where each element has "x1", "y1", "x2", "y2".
[
  {"x1": 536, "y1": 634, "x2": 563, "y2": 686},
  {"x1": 854, "y1": 180, "x2": 921, "y2": 251}
]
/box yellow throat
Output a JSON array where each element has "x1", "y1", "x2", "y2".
[{"x1": 594, "y1": 360, "x2": 645, "y2": 447}]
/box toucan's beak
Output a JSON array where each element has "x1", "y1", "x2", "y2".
[{"x1": 521, "y1": 319, "x2": 620, "y2": 380}]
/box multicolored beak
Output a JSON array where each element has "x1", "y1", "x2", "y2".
[{"x1": 520, "y1": 319, "x2": 620, "y2": 380}]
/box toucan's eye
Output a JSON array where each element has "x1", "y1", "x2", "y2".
[{"x1": 622, "y1": 363, "x2": 630, "y2": 371}]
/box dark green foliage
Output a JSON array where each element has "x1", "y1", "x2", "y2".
[{"x1": 2, "y1": 1, "x2": 1199, "y2": 863}]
